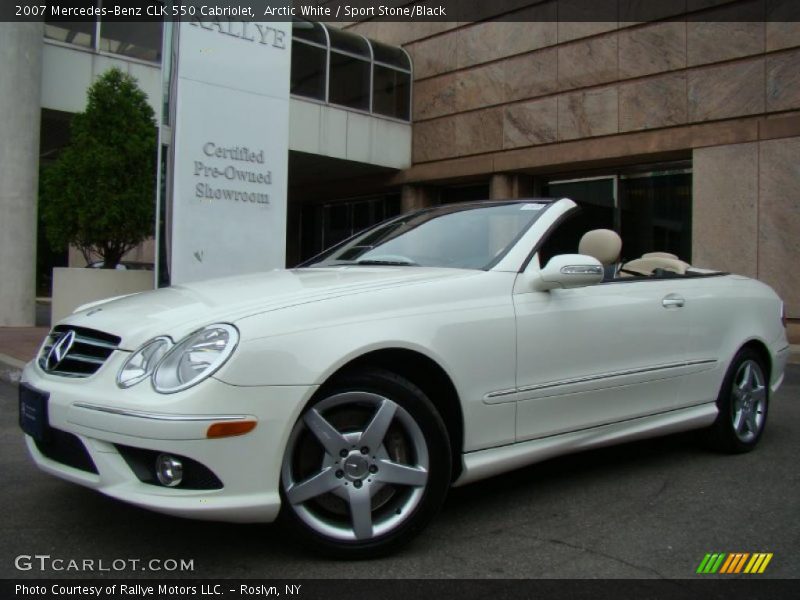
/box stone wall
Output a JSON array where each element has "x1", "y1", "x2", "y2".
[
  {"x1": 694, "y1": 137, "x2": 800, "y2": 317},
  {"x1": 343, "y1": 2, "x2": 800, "y2": 176}
]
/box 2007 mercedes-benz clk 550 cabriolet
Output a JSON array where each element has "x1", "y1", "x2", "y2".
[{"x1": 20, "y1": 198, "x2": 790, "y2": 557}]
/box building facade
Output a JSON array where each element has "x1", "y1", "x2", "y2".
[
  {"x1": 332, "y1": 8, "x2": 800, "y2": 326},
  {"x1": 0, "y1": 1, "x2": 798, "y2": 335}
]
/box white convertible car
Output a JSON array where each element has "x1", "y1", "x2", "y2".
[{"x1": 20, "y1": 198, "x2": 789, "y2": 557}]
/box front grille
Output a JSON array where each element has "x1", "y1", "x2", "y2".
[
  {"x1": 38, "y1": 325, "x2": 121, "y2": 378},
  {"x1": 35, "y1": 428, "x2": 98, "y2": 474}
]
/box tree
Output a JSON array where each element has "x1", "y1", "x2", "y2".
[{"x1": 41, "y1": 67, "x2": 157, "y2": 269}]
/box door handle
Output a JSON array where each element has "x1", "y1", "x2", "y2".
[{"x1": 662, "y1": 294, "x2": 685, "y2": 308}]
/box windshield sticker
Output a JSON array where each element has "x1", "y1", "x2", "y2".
[{"x1": 520, "y1": 203, "x2": 546, "y2": 211}]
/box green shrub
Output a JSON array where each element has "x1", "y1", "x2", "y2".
[{"x1": 41, "y1": 67, "x2": 157, "y2": 268}]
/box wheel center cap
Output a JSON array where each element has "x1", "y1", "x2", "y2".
[{"x1": 343, "y1": 455, "x2": 369, "y2": 480}]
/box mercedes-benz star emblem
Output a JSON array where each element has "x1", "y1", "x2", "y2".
[{"x1": 47, "y1": 330, "x2": 76, "y2": 372}]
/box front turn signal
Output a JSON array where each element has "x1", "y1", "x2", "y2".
[{"x1": 207, "y1": 421, "x2": 257, "y2": 438}]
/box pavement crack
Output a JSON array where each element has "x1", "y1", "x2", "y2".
[
  {"x1": 648, "y1": 478, "x2": 669, "y2": 504},
  {"x1": 544, "y1": 537, "x2": 670, "y2": 579}
]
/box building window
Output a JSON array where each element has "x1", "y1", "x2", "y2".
[
  {"x1": 99, "y1": 21, "x2": 163, "y2": 62},
  {"x1": 328, "y1": 28, "x2": 372, "y2": 111},
  {"x1": 291, "y1": 20, "x2": 327, "y2": 101},
  {"x1": 300, "y1": 195, "x2": 402, "y2": 260},
  {"x1": 291, "y1": 20, "x2": 413, "y2": 122},
  {"x1": 371, "y1": 41, "x2": 412, "y2": 120},
  {"x1": 329, "y1": 52, "x2": 371, "y2": 110},
  {"x1": 44, "y1": 20, "x2": 95, "y2": 49},
  {"x1": 43, "y1": 2, "x2": 163, "y2": 64},
  {"x1": 373, "y1": 65, "x2": 410, "y2": 120},
  {"x1": 291, "y1": 41, "x2": 327, "y2": 100}
]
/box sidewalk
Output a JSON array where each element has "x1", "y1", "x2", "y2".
[
  {"x1": 1, "y1": 326, "x2": 799, "y2": 386},
  {"x1": 0, "y1": 327, "x2": 48, "y2": 384}
]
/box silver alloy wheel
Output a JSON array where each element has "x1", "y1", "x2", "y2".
[
  {"x1": 730, "y1": 359, "x2": 767, "y2": 443},
  {"x1": 281, "y1": 391, "x2": 430, "y2": 542}
]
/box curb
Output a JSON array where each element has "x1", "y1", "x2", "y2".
[
  {"x1": 790, "y1": 345, "x2": 800, "y2": 366},
  {"x1": 0, "y1": 353, "x2": 25, "y2": 386}
]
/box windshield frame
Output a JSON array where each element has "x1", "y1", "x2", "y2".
[{"x1": 298, "y1": 199, "x2": 556, "y2": 271}]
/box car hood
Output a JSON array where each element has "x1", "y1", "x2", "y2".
[{"x1": 61, "y1": 267, "x2": 475, "y2": 349}]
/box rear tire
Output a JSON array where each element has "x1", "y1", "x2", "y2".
[
  {"x1": 706, "y1": 348, "x2": 769, "y2": 453},
  {"x1": 278, "y1": 368, "x2": 451, "y2": 558}
]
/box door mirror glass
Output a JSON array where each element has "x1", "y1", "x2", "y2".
[{"x1": 535, "y1": 254, "x2": 604, "y2": 291}]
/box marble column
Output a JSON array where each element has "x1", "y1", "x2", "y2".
[
  {"x1": 0, "y1": 23, "x2": 43, "y2": 326},
  {"x1": 489, "y1": 173, "x2": 534, "y2": 200},
  {"x1": 401, "y1": 184, "x2": 439, "y2": 212}
]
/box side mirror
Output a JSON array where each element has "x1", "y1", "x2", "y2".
[{"x1": 534, "y1": 254, "x2": 604, "y2": 291}]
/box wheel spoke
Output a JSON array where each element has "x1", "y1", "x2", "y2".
[
  {"x1": 740, "y1": 363, "x2": 753, "y2": 391},
  {"x1": 286, "y1": 467, "x2": 340, "y2": 505},
  {"x1": 359, "y1": 398, "x2": 398, "y2": 451},
  {"x1": 375, "y1": 459, "x2": 428, "y2": 487},
  {"x1": 745, "y1": 409, "x2": 759, "y2": 435},
  {"x1": 731, "y1": 389, "x2": 743, "y2": 412},
  {"x1": 304, "y1": 408, "x2": 348, "y2": 456},
  {"x1": 733, "y1": 410, "x2": 746, "y2": 434},
  {"x1": 751, "y1": 385, "x2": 767, "y2": 405},
  {"x1": 347, "y1": 487, "x2": 374, "y2": 540}
]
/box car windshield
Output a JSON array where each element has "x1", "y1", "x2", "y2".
[{"x1": 302, "y1": 201, "x2": 551, "y2": 270}]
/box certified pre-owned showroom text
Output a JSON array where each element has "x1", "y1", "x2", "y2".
[{"x1": 14, "y1": 554, "x2": 194, "y2": 572}]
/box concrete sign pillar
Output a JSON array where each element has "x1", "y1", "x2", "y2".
[
  {"x1": 163, "y1": 20, "x2": 292, "y2": 285},
  {"x1": 0, "y1": 23, "x2": 42, "y2": 326}
]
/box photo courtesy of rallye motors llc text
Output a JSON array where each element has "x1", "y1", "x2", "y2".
[{"x1": 14, "y1": 583, "x2": 302, "y2": 597}]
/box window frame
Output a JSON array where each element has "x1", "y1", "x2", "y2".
[
  {"x1": 290, "y1": 19, "x2": 413, "y2": 124},
  {"x1": 44, "y1": 1, "x2": 163, "y2": 66}
]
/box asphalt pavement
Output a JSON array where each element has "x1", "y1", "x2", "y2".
[{"x1": 1, "y1": 367, "x2": 798, "y2": 579}]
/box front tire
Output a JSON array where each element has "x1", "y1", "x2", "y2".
[
  {"x1": 706, "y1": 348, "x2": 769, "y2": 453},
  {"x1": 279, "y1": 368, "x2": 451, "y2": 558}
]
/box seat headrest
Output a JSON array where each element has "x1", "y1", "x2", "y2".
[{"x1": 578, "y1": 229, "x2": 622, "y2": 266}]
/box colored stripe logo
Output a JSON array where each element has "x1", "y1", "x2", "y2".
[{"x1": 696, "y1": 553, "x2": 773, "y2": 574}]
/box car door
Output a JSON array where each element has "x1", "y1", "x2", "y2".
[
  {"x1": 510, "y1": 274, "x2": 694, "y2": 442},
  {"x1": 670, "y1": 275, "x2": 744, "y2": 410}
]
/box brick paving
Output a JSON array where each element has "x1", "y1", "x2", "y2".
[{"x1": 0, "y1": 327, "x2": 48, "y2": 364}]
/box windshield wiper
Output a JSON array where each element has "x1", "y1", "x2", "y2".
[{"x1": 355, "y1": 258, "x2": 419, "y2": 266}]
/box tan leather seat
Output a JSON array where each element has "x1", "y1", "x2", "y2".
[
  {"x1": 642, "y1": 251, "x2": 679, "y2": 260},
  {"x1": 620, "y1": 256, "x2": 690, "y2": 277},
  {"x1": 578, "y1": 229, "x2": 622, "y2": 266}
]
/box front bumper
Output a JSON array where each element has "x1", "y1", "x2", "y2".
[{"x1": 20, "y1": 355, "x2": 316, "y2": 523}]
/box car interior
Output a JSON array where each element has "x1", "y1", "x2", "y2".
[{"x1": 536, "y1": 210, "x2": 718, "y2": 282}]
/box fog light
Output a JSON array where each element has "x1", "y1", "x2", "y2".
[{"x1": 155, "y1": 454, "x2": 183, "y2": 487}]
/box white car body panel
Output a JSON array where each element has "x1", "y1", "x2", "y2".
[
  {"x1": 20, "y1": 198, "x2": 789, "y2": 525},
  {"x1": 456, "y1": 403, "x2": 719, "y2": 486},
  {"x1": 511, "y1": 276, "x2": 696, "y2": 440}
]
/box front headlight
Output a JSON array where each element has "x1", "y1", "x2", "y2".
[
  {"x1": 117, "y1": 337, "x2": 173, "y2": 389},
  {"x1": 152, "y1": 324, "x2": 239, "y2": 393}
]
